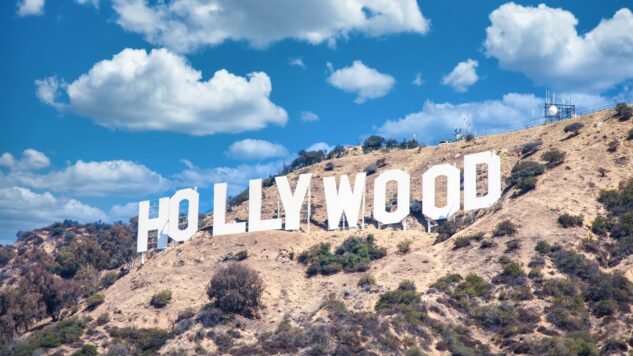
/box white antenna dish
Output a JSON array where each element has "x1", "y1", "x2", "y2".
[{"x1": 548, "y1": 105, "x2": 558, "y2": 116}]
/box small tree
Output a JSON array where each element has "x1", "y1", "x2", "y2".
[
  {"x1": 615, "y1": 102, "x2": 632, "y2": 121},
  {"x1": 207, "y1": 263, "x2": 263, "y2": 318},
  {"x1": 563, "y1": 122, "x2": 584, "y2": 136},
  {"x1": 362, "y1": 135, "x2": 385, "y2": 152}
]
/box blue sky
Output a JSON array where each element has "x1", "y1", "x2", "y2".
[{"x1": 1, "y1": 0, "x2": 632, "y2": 243}]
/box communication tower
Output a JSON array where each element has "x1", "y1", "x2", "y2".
[{"x1": 544, "y1": 89, "x2": 575, "y2": 121}]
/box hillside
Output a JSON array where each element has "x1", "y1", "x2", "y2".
[{"x1": 2, "y1": 106, "x2": 633, "y2": 355}]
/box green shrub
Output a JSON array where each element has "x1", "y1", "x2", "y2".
[
  {"x1": 298, "y1": 235, "x2": 386, "y2": 276},
  {"x1": 615, "y1": 102, "x2": 632, "y2": 121},
  {"x1": 101, "y1": 271, "x2": 118, "y2": 288},
  {"x1": 85, "y1": 294, "x2": 105, "y2": 311},
  {"x1": 430, "y1": 274, "x2": 463, "y2": 293},
  {"x1": 207, "y1": 263, "x2": 263, "y2": 318},
  {"x1": 607, "y1": 140, "x2": 619, "y2": 152},
  {"x1": 196, "y1": 303, "x2": 228, "y2": 327},
  {"x1": 627, "y1": 128, "x2": 633, "y2": 140},
  {"x1": 11, "y1": 318, "x2": 85, "y2": 354},
  {"x1": 479, "y1": 240, "x2": 494, "y2": 249},
  {"x1": 505, "y1": 239, "x2": 520, "y2": 253},
  {"x1": 375, "y1": 280, "x2": 420, "y2": 311},
  {"x1": 150, "y1": 290, "x2": 172, "y2": 308},
  {"x1": 521, "y1": 140, "x2": 543, "y2": 156},
  {"x1": 591, "y1": 215, "x2": 613, "y2": 235},
  {"x1": 558, "y1": 213, "x2": 583, "y2": 228},
  {"x1": 357, "y1": 274, "x2": 376, "y2": 288},
  {"x1": 535, "y1": 240, "x2": 552, "y2": 254},
  {"x1": 452, "y1": 236, "x2": 472, "y2": 250},
  {"x1": 515, "y1": 176, "x2": 537, "y2": 193},
  {"x1": 452, "y1": 232, "x2": 484, "y2": 250},
  {"x1": 108, "y1": 326, "x2": 172, "y2": 355},
  {"x1": 96, "y1": 312, "x2": 110, "y2": 325},
  {"x1": 510, "y1": 161, "x2": 545, "y2": 185},
  {"x1": 493, "y1": 261, "x2": 526, "y2": 285},
  {"x1": 493, "y1": 220, "x2": 517, "y2": 237},
  {"x1": 72, "y1": 344, "x2": 98, "y2": 356},
  {"x1": 541, "y1": 149, "x2": 566, "y2": 167},
  {"x1": 235, "y1": 250, "x2": 248, "y2": 261},
  {"x1": 564, "y1": 122, "x2": 584, "y2": 136},
  {"x1": 364, "y1": 164, "x2": 378, "y2": 175},
  {"x1": 397, "y1": 239, "x2": 412, "y2": 254},
  {"x1": 452, "y1": 273, "x2": 492, "y2": 300},
  {"x1": 528, "y1": 268, "x2": 543, "y2": 281}
]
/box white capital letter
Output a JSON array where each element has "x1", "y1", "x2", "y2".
[
  {"x1": 423, "y1": 164, "x2": 460, "y2": 220},
  {"x1": 137, "y1": 197, "x2": 169, "y2": 252},
  {"x1": 248, "y1": 179, "x2": 282, "y2": 232},
  {"x1": 213, "y1": 183, "x2": 246, "y2": 236},
  {"x1": 168, "y1": 188, "x2": 199, "y2": 242},
  {"x1": 323, "y1": 173, "x2": 366, "y2": 230},
  {"x1": 374, "y1": 169, "x2": 410, "y2": 225},
  {"x1": 464, "y1": 151, "x2": 501, "y2": 211},
  {"x1": 276, "y1": 173, "x2": 312, "y2": 230}
]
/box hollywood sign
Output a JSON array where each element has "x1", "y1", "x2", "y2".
[{"x1": 137, "y1": 151, "x2": 501, "y2": 253}]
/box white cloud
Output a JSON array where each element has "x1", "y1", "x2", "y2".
[
  {"x1": 0, "y1": 187, "x2": 108, "y2": 242},
  {"x1": 0, "y1": 149, "x2": 50, "y2": 171},
  {"x1": 306, "y1": 142, "x2": 332, "y2": 153},
  {"x1": 109, "y1": 202, "x2": 138, "y2": 223},
  {"x1": 225, "y1": 139, "x2": 288, "y2": 160},
  {"x1": 485, "y1": 3, "x2": 633, "y2": 92},
  {"x1": 327, "y1": 60, "x2": 396, "y2": 103},
  {"x1": 300, "y1": 111, "x2": 319, "y2": 122},
  {"x1": 442, "y1": 59, "x2": 479, "y2": 93},
  {"x1": 173, "y1": 160, "x2": 282, "y2": 196},
  {"x1": 112, "y1": 0, "x2": 429, "y2": 53},
  {"x1": 17, "y1": 0, "x2": 45, "y2": 16},
  {"x1": 37, "y1": 48, "x2": 287, "y2": 136},
  {"x1": 378, "y1": 93, "x2": 542, "y2": 142},
  {"x1": 75, "y1": 0, "x2": 99, "y2": 8},
  {"x1": 0, "y1": 157, "x2": 169, "y2": 197},
  {"x1": 412, "y1": 73, "x2": 424, "y2": 86},
  {"x1": 289, "y1": 57, "x2": 306, "y2": 68}
]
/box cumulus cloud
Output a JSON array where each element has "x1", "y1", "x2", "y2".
[
  {"x1": 112, "y1": 0, "x2": 429, "y2": 53},
  {"x1": 36, "y1": 48, "x2": 287, "y2": 136},
  {"x1": 0, "y1": 155, "x2": 169, "y2": 197},
  {"x1": 378, "y1": 93, "x2": 542, "y2": 142},
  {"x1": 16, "y1": 0, "x2": 45, "y2": 16},
  {"x1": 306, "y1": 142, "x2": 333, "y2": 153},
  {"x1": 327, "y1": 60, "x2": 396, "y2": 103},
  {"x1": 484, "y1": 3, "x2": 633, "y2": 92},
  {"x1": 442, "y1": 59, "x2": 479, "y2": 93},
  {"x1": 0, "y1": 187, "x2": 108, "y2": 242},
  {"x1": 300, "y1": 111, "x2": 319, "y2": 122},
  {"x1": 173, "y1": 160, "x2": 282, "y2": 196},
  {"x1": 225, "y1": 139, "x2": 288, "y2": 160},
  {"x1": 0, "y1": 149, "x2": 50, "y2": 171}
]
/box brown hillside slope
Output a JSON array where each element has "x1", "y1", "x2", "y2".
[{"x1": 28, "y1": 108, "x2": 633, "y2": 354}]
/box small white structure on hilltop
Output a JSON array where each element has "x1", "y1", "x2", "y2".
[{"x1": 544, "y1": 89, "x2": 575, "y2": 121}]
